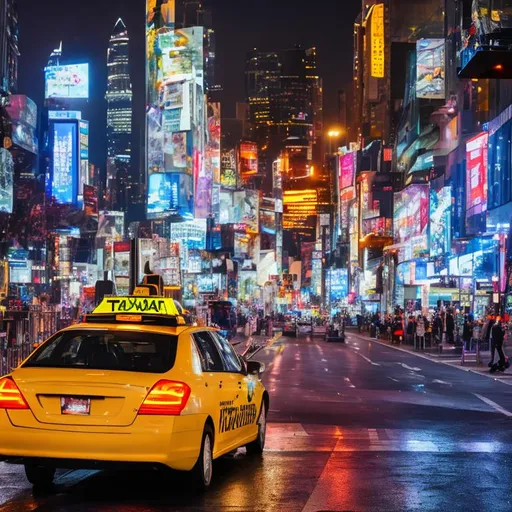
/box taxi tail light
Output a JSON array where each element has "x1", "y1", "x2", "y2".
[
  {"x1": 138, "y1": 380, "x2": 191, "y2": 416},
  {"x1": 0, "y1": 377, "x2": 29, "y2": 410}
]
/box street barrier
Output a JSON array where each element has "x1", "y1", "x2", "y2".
[{"x1": 0, "y1": 307, "x2": 64, "y2": 377}]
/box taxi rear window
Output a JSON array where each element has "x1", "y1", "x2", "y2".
[{"x1": 23, "y1": 330, "x2": 178, "y2": 374}]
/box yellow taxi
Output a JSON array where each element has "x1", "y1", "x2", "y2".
[{"x1": 0, "y1": 295, "x2": 268, "y2": 489}]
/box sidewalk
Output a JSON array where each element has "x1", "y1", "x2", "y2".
[{"x1": 348, "y1": 328, "x2": 512, "y2": 382}]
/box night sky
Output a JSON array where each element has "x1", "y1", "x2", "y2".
[{"x1": 18, "y1": 0, "x2": 360, "y2": 169}]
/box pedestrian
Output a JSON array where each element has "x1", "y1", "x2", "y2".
[
  {"x1": 490, "y1": 317, "x2": 507, "y2": 371},
  {"x1": 406, "y1": 315, "x2": 416, "y2": 345},
  {"x1": 356, "y1": 314, "x2": 363, "y2": 333},
  {"x1": 416, "y1": 314, "x2": 426, "y2": 351},
  {"x1": 462, "y1": 314, "x2": 474, "y2": 351},
  {"x1": 446, "y1": 310, "x2": 455, "y2": 344}
]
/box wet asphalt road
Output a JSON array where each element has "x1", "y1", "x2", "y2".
[{"x1": 2, "y1": 330, "x2": 512, "y2": 511}]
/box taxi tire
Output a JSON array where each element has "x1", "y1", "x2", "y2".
[
  {"x1": 24, "y1": 464, "x2": 55, "y2": 488},
  {"x1": 246, "y1": 401, "x2": 266, "y2": 455},
  {"x1": 191, "y1": 424, "x2": 214, "y2": 490}
]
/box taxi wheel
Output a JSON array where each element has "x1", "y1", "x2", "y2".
[
  {"x1": 191, "y1": 424, "x2": 214, "y2": 490},
  {"x1": 24, "y1": 464, "x2": 55, "y2": 488},
  {"x1": 246, "y1": 401, "x2": 266, "y2": 455}
]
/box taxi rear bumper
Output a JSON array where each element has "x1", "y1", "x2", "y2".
[{"x1": 0, "y1": 411, "x2": 206, "y2": 472}]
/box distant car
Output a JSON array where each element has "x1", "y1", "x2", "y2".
[
  {"x1": 297, "y1": 319, "x2": 312, "y2": 335},
  {"x1": 283, "y1": 318, "x2": 298, "y2": 337},
  {"x1": 0, "y1": 295, "x2": 268, "y2": 490}
]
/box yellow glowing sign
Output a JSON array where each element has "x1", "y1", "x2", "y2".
[
  {"x1": 371, "y1": 4, "x2": 385, "y2": 78},
  {"x1": 94, "y1": 297, "x2": 180, "y2": 316}
]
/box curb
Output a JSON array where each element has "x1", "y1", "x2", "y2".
[{"x1": 348, "y1": 332, "x2": 512, "y2": 387}]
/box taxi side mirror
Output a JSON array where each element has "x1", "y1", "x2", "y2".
[{"x1": 247, "y1": 360, "x2": 265, "y2": 376}]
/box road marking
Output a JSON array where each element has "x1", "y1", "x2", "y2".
[
  {"x1": 348, "y1": 333, "x2": 512, "y2": 387},
  {"x1": 388, "y1": 377, "x2": 400, "y2": 382},
  {"x1": 473, "y1": 393, "x2": 512, "y2": 417},
  {"x1": 355, "y1": 352, "x2": 381, "y2": 366},
  {"x1": 432, "y1": 379, "x2": 452, "y2": 386},
  {"x1": 398, "y1": 363, "x2": 421, "y2": 372}
]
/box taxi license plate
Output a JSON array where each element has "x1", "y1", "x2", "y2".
[{"x1": 60, "y1": 397, "x2": 91, "y2": 415}]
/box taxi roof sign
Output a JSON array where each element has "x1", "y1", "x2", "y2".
[{"x1": 93, "y1": 296, "x2": 181, "y2": 317}]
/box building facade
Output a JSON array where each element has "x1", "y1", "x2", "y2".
[{"x1": 106, "y1": 18, "x2": 133, "y2": 211}]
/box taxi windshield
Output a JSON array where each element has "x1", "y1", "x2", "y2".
[{"x1": 23, "y1": 330, "x2": 178, "y2": 374}]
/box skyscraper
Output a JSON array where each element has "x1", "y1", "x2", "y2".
[{"x1": 106, "y1": 18, "x2": 132, "y2": 164}]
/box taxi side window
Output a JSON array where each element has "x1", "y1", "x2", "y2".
[
  {"x1": 211, "y1": 332, "x2": 243, "y2": 373},
  {"x1": 193, "y1": 331, "x2": 224, "y2": 372}
]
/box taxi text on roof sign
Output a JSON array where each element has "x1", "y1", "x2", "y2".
[{"x1": 93, "y1": 297, "x2": 180, "y2": 316}]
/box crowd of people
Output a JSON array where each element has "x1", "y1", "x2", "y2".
[{"x1": 354, "y1": 308, "x2": 510, "y2": 371}]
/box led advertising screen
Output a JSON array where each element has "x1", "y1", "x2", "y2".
[
  {"x1": 83, "y1": 184, "x2": 98, "y2": 217},
  {"x1": 466, "y1": 132, "x2": 488, "y2": 234},
  {"x1": 45, "y1": 64, "x2": 89, "y2": 99},
  {"x1": 221, "y1": 148, "x2": 237, "y2": 188},
  {"x1": 219, "y1": 190, "x2": 234, "y2": 224},
  {"x1": 416, "y1": 39, "x2": 445, "y2": 100},
  {"x1": 147, "y1": 173, "x2": 193, "y2": 219},
  {"x1": 6, "y1": 95, "x2": 37, "y2": 129},
  {"x1": 52, "y1": 122, "x2": 78, "y2": 204},
  {"x1": 206, "y1": 102, "x2": 221, "y2": 184},
  {"x1": 170, "y1": 219, "x2": 207, "y2": 250},
  {"x1": 328, "y1": 268, "x2": 349, "y2": 303},
  {"x1": 97, "y1": 211, "x2": 125, "y2": 240},
  {"x1": 339, "y1": 152, "x2": 356, "y2": 190},
  {"x1": 233, "y1": 190, "x2": 259, "y2": 233},
  {"x1": 239, "y1": 142, "x2": 258, "y2": 183},
  {"x1": 12, "y1": 122, "x2": 38, "y2": 154},
  {"x1": 340, "y1": 187, "x2": 355, "y2": 243},
  {"x1": 0, "y1": 149, "x2": 14, "y2": 214},
  {"x1": 430, "y1": 186, "x2": 452, "y2": 257},
  {"x1": 261, "y1": 209, "x2": 276, "y2": 235},
  {"x1": 393, "y1": 184, "x2": 429, "y2": 254}
]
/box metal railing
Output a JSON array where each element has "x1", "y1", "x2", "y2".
[{"x1": 0, "y1": 307, "x2": 65, "y2": 377}]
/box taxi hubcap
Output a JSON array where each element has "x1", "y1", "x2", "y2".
[{"x1": 203, "y1": 435, "x2": 212, "y2": 485}]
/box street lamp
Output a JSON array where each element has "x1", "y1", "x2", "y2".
[{"x1": 327, "y1": 129, "x2": 343, "y2": 154}]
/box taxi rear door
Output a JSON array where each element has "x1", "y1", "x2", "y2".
[
  {"x1": 192, "y1": 331, "x2": 236, "y2": 453},
  {"x1": 211, "y1": 333, "x2": 259, "y2": 444}
]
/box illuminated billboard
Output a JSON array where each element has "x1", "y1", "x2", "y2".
[
  {"x1": 0, "y1": 149, "x2": 14, "y2": 214},
  {"x1": 234, "y1": 190, "x2": 259, "y2": 233},
  {"x1": 339, "y1": 152, "x2": 355, "y2": 190},
  {"x1": 393, "y1": 184, "x2": 429, "y2": 257},
  {"x1": 430, "y1": 186, "x2": 452, "y2": 257},
  {"x1": 45, "y1": 64, "x2": 89, "y2": 99},
  {"x1": 221, "y1": 148, "x2": 237, "y2": 188},
  {"x1": 147, "y1": 172, "x2": 193, "y2": 218},
  {"x1": 6, "y1": 95, "x2": 37, "y2": 128},
  {"x1": 370, "y1": 3, "x2": 384, "y2": 78},
  {"x1": 146, "y1": 26, "x2": 205, "y2": 220},
  {"x1": 206, "y1": 102, "x2": 221, "y2": 184},
  {"x1": 52, "y1": 122, "x2": 78, "y2": 204},
  {"x1": 97, "y1": 211, "x2": 125, "y2": 240},
  {"x1": 328, "y1": 268, "x2": 349, "y2": 302},
  {"x1": 466, "y1": 132, "x2": 488, "y2": 234},
  {"x1": 239, "y1": 142, "x2": 258, "y2": 183},
  {"x1": 416, "y1": 39, "x2": 445, "y2": 100}
]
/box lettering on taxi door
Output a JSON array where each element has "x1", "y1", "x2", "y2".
[{"x1": 219, "y1": 402, "x2": 257, "y2": 433}]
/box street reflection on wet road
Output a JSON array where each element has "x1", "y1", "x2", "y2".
[{"x1": 2, "y1": 331, "x2": 512, "y2": 511}]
